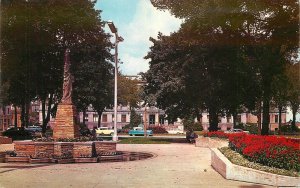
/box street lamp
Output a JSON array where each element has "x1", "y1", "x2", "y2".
[{"x1": 107, "y1": 21, "x2": 123, "y2": 141}]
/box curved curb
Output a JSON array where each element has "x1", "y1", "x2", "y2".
[{"x1": 211, "y1": 148, "x2": 300, "y2": 187}]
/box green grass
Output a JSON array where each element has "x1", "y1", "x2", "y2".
[
  {"x1": 118, "y1": 137, "x2": 186, "y2": 144},
  {"x1": 194, "y1": 131, "x2": 206, "y2": 136},
  {"x1": 219, "y1": 147, "x2": 299, "y2": 177}
]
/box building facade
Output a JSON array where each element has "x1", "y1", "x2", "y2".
[{"x1": 78, "y1": 105, "x2": 168, "y2": 130}]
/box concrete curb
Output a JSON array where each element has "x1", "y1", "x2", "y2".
[
  {"x1": 195, "y1": 137, "x2": 228, "y2": 148},
  {"x1": 211, "y1": 148, "x2": 300, "y2": 187}
]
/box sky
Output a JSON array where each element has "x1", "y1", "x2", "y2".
[{"x1": 95, "y1": 0, "x2": 182, "y2": 75}]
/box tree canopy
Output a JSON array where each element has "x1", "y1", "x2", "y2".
[
  {"x1": 1, "y1": 0, "x2": 113, "y2": 132},
  {"x1": 145, "y1": 0, "x2": 299, "y2": 133}
]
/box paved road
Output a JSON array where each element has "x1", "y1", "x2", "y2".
[
  {"x1": 99, "y1": 135, "x2": 186, "y2": 139},
  {"x1": 0, "y1": 143, "x2": 273, "y2": 188}
]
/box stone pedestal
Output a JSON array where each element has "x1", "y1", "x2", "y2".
[{"x1": 53, "y1": 104, "x2": 79, "y2": 139}]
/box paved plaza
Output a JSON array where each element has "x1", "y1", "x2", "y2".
[{"x1": 0, "y1": 143, "x2": 274, "y2": 188}]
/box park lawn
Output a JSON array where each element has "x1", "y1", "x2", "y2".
[{"x1": 118, "y1": 137, "x2": 173, "y2": 144}]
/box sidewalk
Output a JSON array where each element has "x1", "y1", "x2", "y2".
[{"x1": 0, "y1": 143, "x2": 273, "y2": 188}]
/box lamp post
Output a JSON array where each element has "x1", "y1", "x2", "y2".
[{"x1": 107, "y1": 21, "x2": 123, "y2": 141}]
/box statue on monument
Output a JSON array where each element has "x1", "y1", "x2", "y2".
[{"x1": 61, "y1": 48, "x2": 73, "y2": 104}]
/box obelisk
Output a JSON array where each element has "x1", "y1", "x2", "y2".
[{"x1": 53, "y1": 49, "x2": 79, "y2": 139}]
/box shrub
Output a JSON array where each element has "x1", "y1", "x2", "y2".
[
  {"x1": 243, "y1": 123, "x2": 258, "y2": 134},
  {"x1": 228, "y1": 133, "x2": 300, "y2": 171},
  {"x1": 183, "y1": 117, "x2": 203, "y2": 131},
  {"x1": 148, "y1": 126, "x2": 168, "y2": 134},
  {"x1": 280, "y1": 124, "x2": 300, "y2": 133},
  {"x1": 203, "y1": 131, "x2": 230, "y2": 139},
  {"x1": 3, "y1": 128, "x2": 32, "y2": 140}
]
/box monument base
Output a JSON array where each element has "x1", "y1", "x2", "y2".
[{"x1": 53, "y1": 104, "x2": 79, "y2": 139}]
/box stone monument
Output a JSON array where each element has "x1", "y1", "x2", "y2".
[{"x1": 53, "y1": 49, "x2": 79, "y2": 139}]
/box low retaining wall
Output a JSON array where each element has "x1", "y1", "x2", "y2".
[
  {"x1": 211, "y1": 148, "x2": 300, "y2": 187},
  {"x1": 195, "y1": 137, "x2": 228, "y2": 148},
  {"x1": 8, "y1": 141, "x2": 117, "y2": 163},
  {"x1": 0, "y1": 136, "x2": 12, "y2": 144}
]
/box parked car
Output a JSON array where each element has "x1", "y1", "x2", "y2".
[
  {"x1": 167, "y1": 129, "x2": 185, "y2": 134},
  {"x1": 128, "y1": 127, "x2": 153, "y2": 136},
  {"x1": 96, "y1": 127, "x2": 114, "y2": 136},
  {"x1": 225, "y1": 129, "x2": 249, "y2": 134},
  {"x1": 25, "y1": 126, "x2": 42, "y2": 133},
  {"x1": 3, "y1": 127, "x2": 32, "y2": 140}
]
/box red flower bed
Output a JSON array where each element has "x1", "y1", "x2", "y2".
[
  {"x1": 229, "y1": 133, "x2": 300, "y2": 171},
  {"x1": 203, "y1": 131, "x2": 229, "y2": 139}
]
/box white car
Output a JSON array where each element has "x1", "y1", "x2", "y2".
[
  {"x1": 167, "y1": 129, "x2": 185, "y2": 134},
  {"x1": 96, "y1": 127, "x2": 114, "y2": 136}
]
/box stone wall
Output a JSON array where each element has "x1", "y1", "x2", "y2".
[
  {"x1": 14, "y1": 141, "x2": 35, "y2": 157},
  {"x1": 0, "y1": 136, "x2": 12, "y2": 144},
  {"x1": 54, "y1": 142, "x2": 73, "y2": 159},
  {"x1": 53, "y1": 104, "x2": 79, "y2": 139},
  {"x1": 94, "y1": 141, "x2": 116, "y2": 155},
  {"x1": 12, "y1": 141, "x2": 117, "y2": 163},
  {"x1": 34, "y1": 142, "x2": 54, "y2": 158},
  {"x1": 73, "y1": 142, "x2": 93, "y2": 158}
]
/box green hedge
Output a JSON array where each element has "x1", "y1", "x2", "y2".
[{"x1": 3, "y1": 128, "x2": 32, "y2": 140}]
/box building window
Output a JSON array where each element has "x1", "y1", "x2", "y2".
[
  {"x1": 275, "y1": 115, "x2": 279, "y2": 123},
  {"x1": 149, "y1": 115, "x2": 155, "y2": 125},
  {"x1": 226, "y1": 116, "x2": 231, "y2": 123},
  {"x1": 93, "y1": 114, "x2": 99, "y2": 122},
  {"x1": 6, "y1": 108, "x2": 10, "y2": 115},
  {"x1": 121, "y1": 115, "x2": 126, "y2": 123},
  {"x1": 159, "y1": 115, "x2": 164, "y2": 125},
  {"x1": 102, "y1": 114, "x2": 107, "y2": 122}
]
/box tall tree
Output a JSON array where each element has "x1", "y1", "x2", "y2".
[
  {"x1": 118, "y1": 75, "x2": 142, "y2": 109},
  {"x1": 286, "y1": 62, "x2": 300, "y2": 130},
  {"x1": 149, "y1": 0, "x2": 299, "y2": 134},
  {"x1": 1, "y1": 0, "x2": 113, "y2": 132}
]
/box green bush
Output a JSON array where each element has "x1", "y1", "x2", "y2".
[
  {"x1": 148, "y1": 126, "x2": 168, "y2": 134},
  {"x1": 280, "y1": 124, "x2": 300, "y2": 133},
  {"x1": 243, "y1": 123, "x2": 258, "y2": 134},
  {"x1": 3, "y1": 128, "x2": 32, "y2": 140},
  {"x1": 183, "y1": 117, "x2": 203, "y2": 131}
]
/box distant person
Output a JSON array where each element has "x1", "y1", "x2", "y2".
[
  {"x1": 186, "y1": 129, "x2": 192, "y2": 142},
  {"x1": 92, "y1": 127, "x2": 97, "y2": 140}
]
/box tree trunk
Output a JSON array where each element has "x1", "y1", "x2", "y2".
[
  {"x1": 14, "y1": 105, "x2": 18, "y2": 128},
  {"x1": 41, "y1": 98, "x2": 46, "y2": 135},
  {"x1": 232, "y1": 111, "x2": 237, "y2": 129},
  {"x1": 257, "y1": 102, "x2": 262, "y2": 135},
  {"x1": 44, "y1": 94, "x2": 53, "y2": 133},
  {"x1": 97, "y1": 111, "x2": 102, "y2": 128},
  {"x1": 278, "y1": 105, "x2": 282, "y2": 134},
  {"x1": 291, "y1": 104, "x2": 297, "y2": 130},
  {"x1": 208, "y1": 108, "x2": 218, "y2": 131},
  {"x1": 25, "y1": 101, "x2": 30, "y2": 127},
  {"x1": 261, "y1": 98, "x2": 270, "y2": 135},
  {"x1": 21, "y1": 103, "x2": 25, "y2": 128}
]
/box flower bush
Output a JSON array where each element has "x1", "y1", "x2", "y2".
[
  {"x1": 148, "y1": 126, "x2": 168, "y2": 134},
  {"x1": 228, "y1": 133, "x2": 300, "y2": 172},
  {"x1": 203, "y1": 131, "x2": 229, "y2": 139}
]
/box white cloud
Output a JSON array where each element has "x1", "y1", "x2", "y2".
[
  {"x1": 119, "y1": 54, "x2": 150, "y2": 75},
  {"x1": 119, "y1": 0, "x2": 182, "y2": 75}
]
